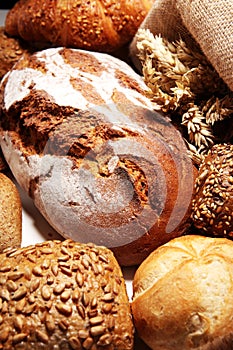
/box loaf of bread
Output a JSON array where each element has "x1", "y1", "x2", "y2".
[
  {"x1": 132, "y1": 235, "x2": 233, "y2": 350},
  {"x1": 191, "y1": 143, "x2": 233, "y2": 237},
  {"x1": 0, "y1": 239, "x2": 134, "y2": 349},
  {"x1": 0, "y1": 172, "x2": 22, "y2": 253},
  {"x1": 5, "y1": 0, "x2": 153, "y2": 53},
  {"x1": 0, "y1": 47, "x2": 196, "y2": 266}
]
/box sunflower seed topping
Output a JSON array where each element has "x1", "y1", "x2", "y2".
[
  {"x1": 0, "y1": 239, "x2": 133, "y2": 348},
  {"x1": 12, "y1": 333, "x2": 27, "y2": 344}
]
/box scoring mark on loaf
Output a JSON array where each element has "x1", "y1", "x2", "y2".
[
  {"x1": 0, "y1": 240, "x2": 133, "y2": 349},
  {"x1": 0, "y1": 47, "x2": 195, "y2": 256},
  {"x1": 3, "y1": 47, "x2": 151, "y2": 113}
]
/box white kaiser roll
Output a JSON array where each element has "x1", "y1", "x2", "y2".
[{"x1": 132, "y1": 235, "x2": 233, "y2": 350}]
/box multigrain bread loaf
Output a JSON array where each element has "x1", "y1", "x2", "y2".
[
  {"x1": 0, "y1": 239, "x2": 134, "y2": 349},
  {"x1": 0, "y1": 172, "x2": 22, "y2": 253},
  {"x1": 0, "y1": 47, "x2": 196, "y2": 266},
  {"x1": 191, "y1": 143, "x2": 233, "y2": 237},
  {"x1": 132, "y1": 235, "x2": 233, "y2": 350},
  {"x1": 5, "y1": 0, "x2": 153, "y2": 53}
]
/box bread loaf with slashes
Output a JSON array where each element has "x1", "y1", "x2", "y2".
[{"x1": 0, "y1": 47, "x2": 195, "y2": 265}]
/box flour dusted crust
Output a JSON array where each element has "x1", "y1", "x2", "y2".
[
  {"x1": 0, "y1": 48, "x2": 195, "y2": 265},
  {"x1": 132, "y1": 235, "x2": 233, "y2": 350}
]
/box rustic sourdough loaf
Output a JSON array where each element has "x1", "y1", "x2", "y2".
[
  {"x1": 132, "y1": 235, "x2": 233, "y2": 350},
  {"x1": 0, "y1": 172, "x2": 22, "y2": 253},
  {"x1": 5, "y1": 0, "x2": 153, "y2": 53},
  {"x1": 0, "y1": 239, "x2": 134, "y2": 349},
  {"x1": 0, "y1": 47, "x2": 196, "y2": 265}
]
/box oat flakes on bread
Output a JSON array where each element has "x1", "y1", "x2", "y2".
[
  {"x1": 0, "y1": 239, "x2": 134, "y2": 349},
  {"x1": 0, "y1": 47, "x2": 196, "y2": 266},
  {"x1": 132, "y1": 235, "x2": 233, "y2": 350},
  {"x1": 0, "y1": 172, "x2": 22, "y2": 253},
  {"x1": 5, "y1": 0, "x2": 153, "y2": 53}
]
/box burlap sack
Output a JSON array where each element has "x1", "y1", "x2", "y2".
[{"x1": 130, "y1": 0, "x2": 233, "y2": 91}]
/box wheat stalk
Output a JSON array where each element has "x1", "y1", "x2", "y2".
[{"x1": 136, "y1": 29, "x2": 233, "y2": 160}]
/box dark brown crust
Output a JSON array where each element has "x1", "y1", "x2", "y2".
[
  {"x1": 191, "y1": 143, "x2": 233, "y2": 238},
  {"x1": 5, "y1": 0, "x2": 153, "y2": 52}
]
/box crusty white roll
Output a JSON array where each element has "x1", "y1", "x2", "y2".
[
  {"x1": 0, "y1": 47, "x2": 196, "y2": 266},
  {"x1": 132, "y1": 235, "x2": 233, "y2": 350},
  {"x1": 0, "y1": 239, "x2": 134, "y2": 349}
]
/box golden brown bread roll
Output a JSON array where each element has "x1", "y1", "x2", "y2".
[
  {"x1": 191, "y1": 143, "x2": 233, "y2": 237},
  {"x1": 0, "y1": 172, "x2": 22, "y2": 253},
  {"x1": 0, "y1": 27, "x2": 30, "y2": 81},
  {"x1": 5, "y1": 0, "x2": 153, "y2": 53},
  {"x1": 0, "y1": 239, "x2": 134, "y2": 349},
  {"x1": 132, "y1": 235, "x2": 233, "y2": 350},
  {"x1": 0, "y1": 47, "x2": 196, "y2": 266}
]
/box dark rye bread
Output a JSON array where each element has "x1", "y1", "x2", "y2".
[
  {"x1": 0, "y1": 47, "x2": 196, "y2": 266},
  {"x1": 0, "y1": 172, "x2": 22, "y2": 253},
  {"x1": 0, "y1": 239, "x2": 134, "y2": 349}
]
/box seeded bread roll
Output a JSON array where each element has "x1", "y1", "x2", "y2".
[
  {"x1": 0, "y1": 27, "x2": 30, "y2": 81},
  {"x1": 5, "y1": 0, "x2": 153, "y2": 53},
  {"x1": 0, "y1": 47, "x2": 196, "y2": 266},
  {"x1": 132, "y1": 235, "x2": 233, "y2": 350},
  {"x1": 0, "y1": 239, "x2": 134, "y2": 349},
  {"x1": 191, "y1": 143, "x2": 233, "y2": 237},
  {"x1": 0, "y1": 172, "x2": 22, "y2": 253}
]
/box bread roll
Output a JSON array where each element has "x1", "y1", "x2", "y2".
[
  {"x1": 0, "y1": 27, "x2": 26, "y2": 81},
  {"x1": 5, "y1": 0, "x2": 153, "y2": 53},
  {"x1": 191, "y1": 143, "x2": 233, "y2": 237},
  {"x1": 0, "y1": 239, "x2": 134, "y2": 349},
  {"x1": 132, "y1": 235, "x2": 233, "y2": 350},
  {"x1": 0, "y1": 47, "x2": 196, "y2": 266},
  {"x1": 0, "y1": 172, "x2": 22, "y2": 253}
]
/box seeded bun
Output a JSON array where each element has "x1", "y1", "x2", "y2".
[
  {"x1": 0, "y1": 239, "x2": 134, "y2": 349},
  {"x1": 0, "y1": 47, "x2": 196, "y2": 266},
  {"x1": 5, "y1": 0, "x2": 153, "y2": 53},
  {"x1": 0, "y1": 27, "x2": 31, "y2": 81},
  {"x1": 132, "y1": 235, "x2": 233, "y2": 350},
  {"x1": 191, "y1": 143, "x2": 233, "y2": 237},
  {"x1": 0, "y1": 172, "x2": 22, "y2": 253}
]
